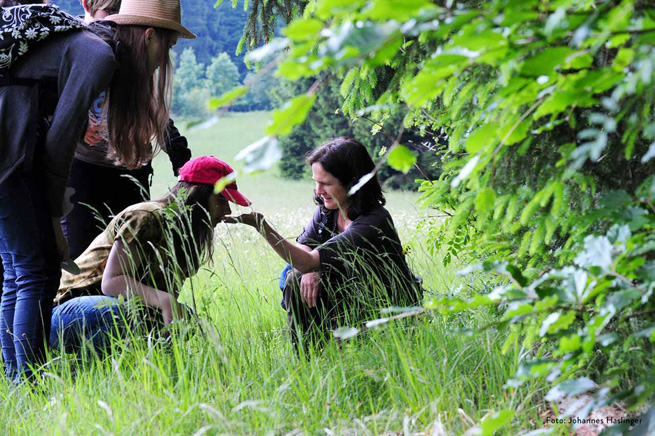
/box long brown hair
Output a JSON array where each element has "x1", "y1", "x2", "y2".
[
  {"x1": 156, "y1": 181, "x2": 215, "y2": 276},
  {"x1": 105, "y1": 25, "x2": 175, "y2": 169}
]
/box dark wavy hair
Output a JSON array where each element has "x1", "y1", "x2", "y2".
[
  {"x1": 156, "y1": 181, "x2": 215, "y2": 276},
  {"x1": 306, "y1": 137, "x2": 385, "y2": 220}
]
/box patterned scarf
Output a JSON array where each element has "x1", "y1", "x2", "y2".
[{"x1": 0, "y1": 4, "x2": 85, "y2": 78}]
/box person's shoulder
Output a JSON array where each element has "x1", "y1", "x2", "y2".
[
  {"x1": 355, "y1": 204, "x2": 392, "y2": 225},
  {"x1": 64, "y1": 28, "x2": 115, "y2": 67},
  {"x1": 70, "y1": 29, "x2": 113, "y2": 54},
  {"x1": 114, "y1": 202, "x2": 165, "y2": 223},
  {"x1": 126, "y1": 201, "x2": 165, "y2": 215}
]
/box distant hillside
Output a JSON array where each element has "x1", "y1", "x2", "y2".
[{"x1": 51, "y1": 0, "x2": 250, "y2": 76}]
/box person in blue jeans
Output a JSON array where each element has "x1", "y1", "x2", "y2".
[
  {"x1": 0, "y1": 0, "x2": 194, "y2": 381},
  {"x1": 50, "y1": 157, "x2": 251, "y2": 356}
]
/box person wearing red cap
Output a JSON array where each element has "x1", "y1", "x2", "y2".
[{"x1": 50, "y1": 156, "x2": 251, "y2": 356}]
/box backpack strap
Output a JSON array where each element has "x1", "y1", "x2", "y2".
[{"x1": 0, "y1": 4, "x2": 85, "y2": 80}]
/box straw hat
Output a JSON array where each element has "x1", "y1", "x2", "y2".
[{"x1": 105, "y1": 0, "x2": 196, "y2": 39}]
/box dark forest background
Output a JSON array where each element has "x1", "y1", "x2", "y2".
[{"x1": 51, "y1": 0, "x2": 438, "y2": 188}]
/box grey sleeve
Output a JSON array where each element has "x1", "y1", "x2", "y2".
[{"x1": 43, "y1": 33, "x2": 116, "y2": 216}]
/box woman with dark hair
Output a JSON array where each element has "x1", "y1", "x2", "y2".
[
  {"x1": 0, "y1": 0, "x2": 193, "y2": 381},
  {"x1": 51, "y1": 156, "x2": 251, "y2": 355},
  {"x1": 228, "y1": 137, "x2": 422, "y2": 349}
]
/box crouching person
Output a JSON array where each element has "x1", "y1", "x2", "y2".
[
  {"x1": 50, "y1": 156, "x2": 251, "y2": 355},
  {"x1": 227, "y1": 137, "x2": 422, "y2": 351}
]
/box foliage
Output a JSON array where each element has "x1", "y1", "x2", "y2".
[
  {"x1": 173, "y1": 47, "x2": 276, "y2": 118},
  {"x1": 173, "y1": 48, "x2": 211, "y2": 119},
  {"x1": 271, "y1": 77, "x2": 442, "y2": 189},
  {"x1": 429, "y1": 184, "x2": 655, "y2": 433},
  {"x1": 231, "y1": 68, "x2": 278, "y2": 111},
  {"x1": 206, "y1": 52, "x2": 241, "y2": 99},
  {"x1": 234, "y1": 0, "x2": 655, "y2": 431}
]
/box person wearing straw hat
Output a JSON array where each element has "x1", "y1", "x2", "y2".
[
  {"x1": 50, "y1": 157, "x2": 251, "y2": 357},
  {"x1": 0, "y1": 0, "x2": 193, "y2": 382},
  {"x1": 62, "y1": 0, "x2": 193, "y2": 261}
]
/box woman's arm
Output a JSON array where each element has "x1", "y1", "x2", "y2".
[
  {"x1": 101, "y1": 239, "x2": 179, "y2": 325},
  {"x1": 227, "y1": 213, "x2": 320, "y2": 273}
]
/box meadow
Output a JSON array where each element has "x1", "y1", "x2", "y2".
[{"x1": 0, "y1": 112, "x2": 550, "y2": 435}]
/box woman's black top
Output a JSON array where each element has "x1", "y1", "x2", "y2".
[{"x1": 297, "y1": 204, "x2": 421, "y2": 306}]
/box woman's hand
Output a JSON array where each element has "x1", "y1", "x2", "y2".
[
  {"x1": 223, "y1": 212, "x2": 265, "y2": 229},
  {"x1": 84, "y1": 117, "x2": 104, "y2": 145},
  {"x1": 301, "y1": 272, "x2": 321, "y2": 308}
]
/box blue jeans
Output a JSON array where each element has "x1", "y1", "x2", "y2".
[
  {"x1": 50, "y1": 295, "x2": 124, "y2": 355},
  {"x1": 0, "y1": 169, "x2": 61, "y2": 381}
]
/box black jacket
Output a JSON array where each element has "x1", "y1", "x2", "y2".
[{"x1": 0, "y1": 29, "x2": 116, "y2": 216}]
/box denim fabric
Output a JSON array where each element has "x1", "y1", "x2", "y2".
[
  {"x1": 50, "y1": 295, "x2": 124, "y2": 355},
  {"x1": 0, "y1": 169, "x2": 61, "y2": 381},
  {"x1": 278, "y1": 263, "x2": 293, "y2": 310}
]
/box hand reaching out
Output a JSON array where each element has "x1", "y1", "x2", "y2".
[{"x1": 223, "y1": 211, "x2": 265, "y2": 229}]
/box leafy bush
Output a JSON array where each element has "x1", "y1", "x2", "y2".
[{"x1": 231, "y1": 0, "x2": 655, "y2": 431}]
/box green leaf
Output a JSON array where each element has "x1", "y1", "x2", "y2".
[
  {"x1": 574, "y1": 235, "x2": 613, "y2": 272},
  {"x1": 387, "y1": 145, "x2": 416, "y2": 173},
  {"x1": 606, "y1": 34, "x2": 630, "y2": 48},
  {"x1": 366, "y1": 37, "x2": 403, "y2": 67},
  {"x1": 315, "y1": 0, "x2": 367, "y2": 20},
  {"x1": 475, "y1": 188, "x2": 497, "y2": 214},
  {"x1": 566, "y1": 52, "x2": 594, "y2": 69},
  {"x1": 612, "y1": 48, "x2": 634, "y2": 72},
  {"x1": 498, "y1": 119, "x2": 530, "y2": 146},
  {"x1": 245, "y1": 38, "x2": 289, "y2": 63},
  {"x1": 365, "y1": 0, "x2": 435, "y2": 21},
  {"x1": 480, "y1": 410, "x2": 515, "y2": 436},
  {"x1": 521, "y1": 47, "x2": 577, "y2": 76},
  {"x1": 451, "y1": 154, "x2": 481, "y2": 188},
  {"x1": 332, "y1": 326, "x2": 360, "y2": 340},
  {"x1": 322, "y1": 21, "x2": 400, "y2": 65},
  {"x1": 539, "y1": 311, "x2": 576, "y2": 336},
  {"x1": 465, "y1": 122, "x2": 499, "y2": 153},
  {"x1": 558, "y1": 334, "x2": 582, "y2": 354},
  {"x1": 535, "y1": 90, "x2": 598, "y2": 119},
  {"x1": 208, "y1": 86, "x2": 248, "y2": 110},
  {"x1": 214, "y1": 172, "x2": 237, "y2": 194},
  {"x1": 545, "y1": 378, "x2": 597, "y2": 402},
  {"x1": 234, "y1": 136, "x2": 282, "y2": 173},
  {"x1": 283, "y1": 19, "x2": 324, "y2": 41},
  {"x1": 266, "y1": 95, "x2": 317, "y2": 136}
]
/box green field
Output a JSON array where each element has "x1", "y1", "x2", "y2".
[{"x1": 0, "y1": 112, "x2": 549, "y2": 435}]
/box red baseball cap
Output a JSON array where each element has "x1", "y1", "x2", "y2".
[{"x1": 178, "y1": 156, "x2": 252, "y2": 207}]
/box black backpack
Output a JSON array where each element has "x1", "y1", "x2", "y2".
[{"x1": 0, "y1": 4, "x2": 84, "y2": 82}]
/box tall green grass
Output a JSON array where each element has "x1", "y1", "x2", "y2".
[{"x1": 0, "y1": 112, "x2": 552, "y2": 435}]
